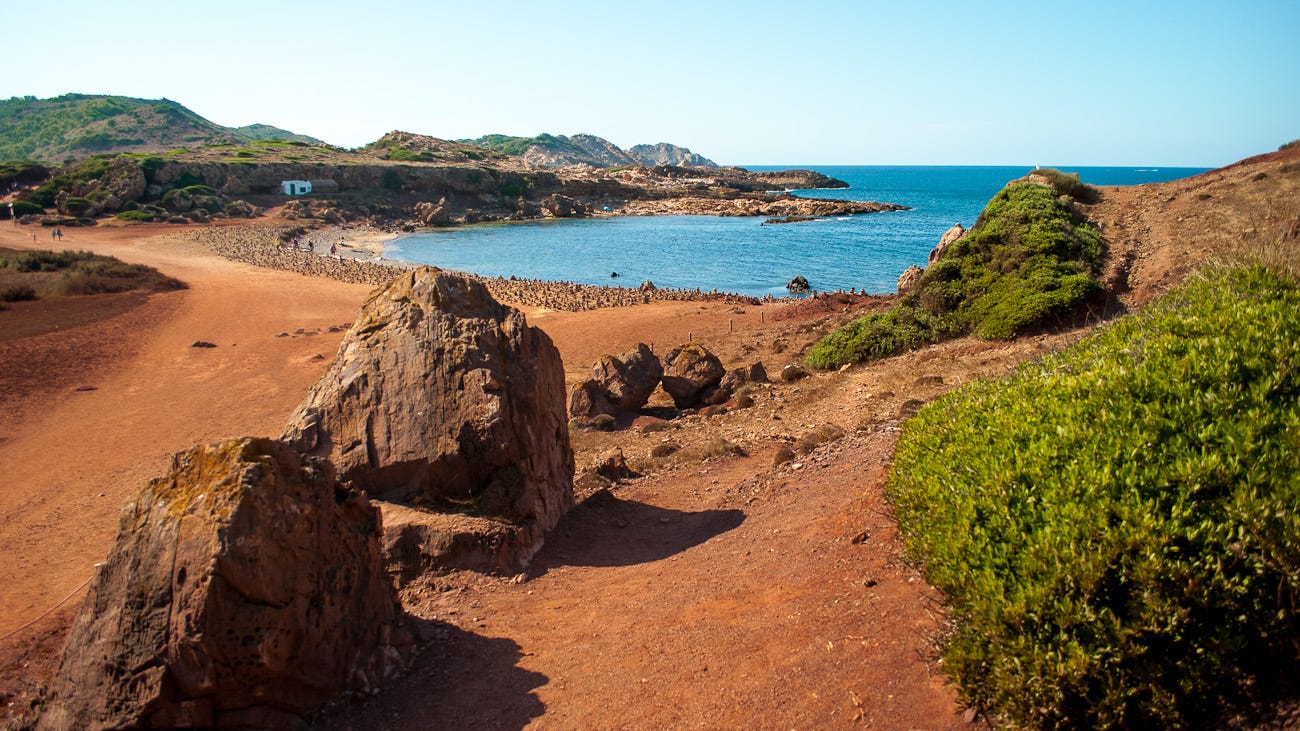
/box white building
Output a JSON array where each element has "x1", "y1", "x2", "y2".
[{"x1": 281, "y1": 180, "x2": 312, "y2": 196}]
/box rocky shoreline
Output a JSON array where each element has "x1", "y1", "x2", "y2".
[{"x1": 171, "y1": 224, "x2": 767, "y2": 312}]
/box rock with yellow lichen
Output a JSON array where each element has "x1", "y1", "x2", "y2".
[{"x1": 36, "y1": 437, "x2": 405, "y2": 731}]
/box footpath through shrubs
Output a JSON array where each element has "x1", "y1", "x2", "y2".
[{"x1": 888, "y1": 265, "x2": 1300, "y2": 728}]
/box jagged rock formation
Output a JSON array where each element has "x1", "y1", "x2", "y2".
[
  {"x1": 36, "y1": 438, "x2": 404, "y2": 731},
  {"x1": 897, "y1": 223, "x2": 967, "y2": 294},
  {"x1": 628, "y1": 142, "x2": 717, "y2": 167},
  {"x1": 931, "y1": 223, "x2": 966, "y2": 264},
  {"x1": 464, "y1": 132, "x2": 718, "y2": 169},
  {"x1": 281, "y1": 267, "x2": 574, "y2": 573},
  {"x1": 661, "y1": 343, "x2": 726, "y2": 408},
  {"x1": 897, "y1": 265, "x2": 923, "y2": 294}
]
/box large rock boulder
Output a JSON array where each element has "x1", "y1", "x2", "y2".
[
  {"x1": 929, "y1": 222, "x2": 965, "y2": 264},
  {"x1": 414, "y1": 197, "x2": 452, "y2": 226},
  {"x1": 36, "y1": 438, "x2": 404, "y2": 731},
  {"x1": 568, "y1": 378, "x2": 615, "y2": 419},
  {"x1": 282, "y1": 267, "x2": 574, "y2": 572},
  {"x1": 897, "y1": 264, "x2": 924, "y2": 294},
  {"x1": 661, "y1": 342, "x2": 725, "y2": 408},
  {"x1": 592, "y1": 342, "x2": 663, "y2": 411}
]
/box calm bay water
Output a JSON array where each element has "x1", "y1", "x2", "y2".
[{"x1": 387, "y1": 166, "x2": 1209, "y2": 297}]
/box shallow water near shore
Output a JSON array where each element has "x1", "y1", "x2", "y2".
[{"x1": 387, "y1": 165, "x2": 1208, "y2": 297}]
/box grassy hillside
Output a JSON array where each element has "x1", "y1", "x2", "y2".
[
  {"x1": 889, "y1": 264, "x2": 1300, "y2": 728},
  {"x1": 808, "y1": 174, "x2": 1103, "y2": 368},
  {"x1": 0, "y1": 94, "x2": 320, "y2": 163}
]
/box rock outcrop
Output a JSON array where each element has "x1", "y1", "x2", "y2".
[
  {"x1": 282, "y1": 267, "x2": 574, "y2": 573},
  {"x1": 661, "y1": 343, "x2": 726, "y2": 408},
  {"x1": 897, "y1": 264, "x2": 924, "y2": 294},
  {"x1": 37, "y1": 438, "x2": 404, "y2": 731},
  {"x1": 592, "y1": 343, "x2": 663, "y2": 411},
  {"x1": 930, "y1": 222, "x2": 965, "y2": 264},
  {"x1": 787, "y1": 275, "x2": 812, "y2": 293},
  {"x1": 569, "y1": 378, "x2": 616, "y2": 419}
]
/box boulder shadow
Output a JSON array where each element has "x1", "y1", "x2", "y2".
[
  {"x1": 312, "y1": 616, "x2": 547, "y2": 731},
  {"x1": 528, "y1": 491, "x2": 745, "y2": 573}
]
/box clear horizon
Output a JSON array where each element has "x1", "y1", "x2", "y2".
[{"x1": 4, "y1": 0, "x2": 1296, "y2": 168}]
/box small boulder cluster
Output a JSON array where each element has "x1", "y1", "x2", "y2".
[{"x1": 569, "y1": 341, "x2": 767, "y2": 428}]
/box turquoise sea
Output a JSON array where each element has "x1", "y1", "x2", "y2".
[{"x1": 386, "y1": 166, "x2": 1209, "y2": 297}]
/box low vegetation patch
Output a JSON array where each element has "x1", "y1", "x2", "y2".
[
  {"x1": 808, "y1": 180, "x2": 1103, "y2": 368},
  {"x1": 888, "y1": 265, "x2": 1300, "y2": 728},
  {"x1": 0, "y1": 248, "x2": 185, "y2": 297}
]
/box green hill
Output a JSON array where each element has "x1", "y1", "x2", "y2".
[{"x1": 0, "y1": 94, "x2": 322, "y2": 164}]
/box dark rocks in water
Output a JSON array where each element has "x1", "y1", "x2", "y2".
[
  {"x1": 610, "y1": 271, "x2": 619, "y2": 278},
  {"x1": 762, "y1": 215, "x2": 816, "y2": 225},
  {"x1": 787, "y1": 276, "x2": 811, "y2": 293}
]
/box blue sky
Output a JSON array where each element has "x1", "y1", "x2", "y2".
[{"x1": 5, "y1": 0, "x2": 1296, "y2": 166}]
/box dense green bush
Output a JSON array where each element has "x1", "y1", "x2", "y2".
[
  {"x1": 1, "y1": 284, "x2": 37, "y2": 302},
  {"x1": 1031, "y1": 167, "x2": 1099, "y2": 202},
  {"x1": 61, "y1": 196, "x2": 93, "y2": 215},
  {"x1": 889, "y1": 265, "x2": 1300, "y2": 728},
  {"x1": 808, "y1": 181, "x2": 1103, "y2": 368},
  {"x1": 115, "y1": 209, "x2": 160, "y2": 222},
  {"x1": 0, "y1": 160, "x2": 50, "y2": 189},
  {"x1": 10, "y1": 200, "x2": 44, "y2": 216}
]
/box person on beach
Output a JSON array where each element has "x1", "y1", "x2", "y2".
[
  {"x1": 330, "y1": 242, "x2": 337, "y2": 256},
  {"x1": 56, "y1": 228, "x2": 63, "y2": 241}
]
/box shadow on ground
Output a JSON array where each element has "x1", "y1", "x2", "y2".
[
  {"x1": 529, "y1": 490, "x2": 745, "y2": 573},
  {"x1": 311, "y1": 616, "x2": 547, "y2": 731}
]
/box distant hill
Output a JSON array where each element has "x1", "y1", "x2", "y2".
[
  {"x1": 0, "y1": 94, "x2": 323, "y2": 163},
  {"x1": 464, "y1": 133, "x2": 718, "y2": 169}
]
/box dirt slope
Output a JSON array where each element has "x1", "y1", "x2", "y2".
[{"x1": 2, "y1": 149, "x2": 1295, "y2": 727}]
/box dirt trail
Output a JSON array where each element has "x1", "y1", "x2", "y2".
[
  {"x1": 0, "y1": 224, "x2": 373, "y2": 700},
  {"x1": 4, "y1": 151, "x2": 1291, "y2": 727}
]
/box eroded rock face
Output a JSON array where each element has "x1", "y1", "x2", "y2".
[
  {"x1": 569, "y1": 378, "x2": 616, "y2": 419},
  {"x1": 661, "y1": 343, "x2": 725, "y2": 408},
  {"x1": 930, "y1": 222, "x2": 965, "y2": 264},
  {"x1": 282, "y1": 267, "x2": 574, "y2": 571},
  {"x1": 592, "y1": 343, "x2": 663, "y2": 412},
  {"x1": 897, "y1": 264, "x2": 924, "y2": 294},
  {"x1": 37, "y1": 438, "x2": 403, "y2": 731}
]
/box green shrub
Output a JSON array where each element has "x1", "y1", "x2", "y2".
[
  {"x1": 1031, "y1": 167, "x2": 1099, "y2": 202},
  {"x1": 888, "y1": 265, "x2": 1300, "y2": 728},
  {"x1": 1, "y1": 284, "x2": 37, "y2": 301},
  {"x1": 115, "y1": 210, "x2": 159, "y2": 222},
  {"x1": 61, "y1": 197, "x2": 94, "y2": 215},
  {"x1": 808, "y1": 181, "x2": 1103, "y2": 369},
  {"x1": 10, "y1": 200, "x2": 44, "y2": 216}
]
